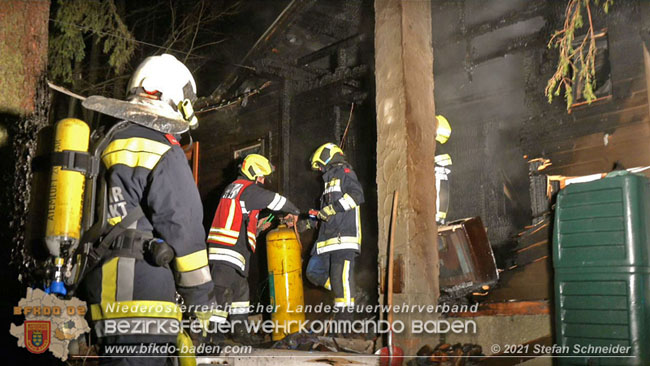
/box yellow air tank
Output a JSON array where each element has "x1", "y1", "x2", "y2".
[
  {"x1": 45, "y1": 118, "x2": 90, "y2": 257},
  {"x1": 266, "y1": 224, "x2": 305, "y2": 340},
  {"x1": 176, "y1": 330, "x2": 196, "y2": 366}
]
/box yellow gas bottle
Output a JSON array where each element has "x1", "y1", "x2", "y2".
[
  {"x1": 266, "y1": 224, "x2": 305, "y2": 340},
  {"x1": 45, "y1": 118, "x2": 90, "y2": 257},
  {"x1": 176, "y1": 330, "x2": 196, "y2": 366}
]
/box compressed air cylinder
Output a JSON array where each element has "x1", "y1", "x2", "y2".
[
  {"x1": 267, "y1": 225, "x2": 305, "y2": 341},
  {"x1": 176, "y1": 330, "x2": 196, "y2": 366},
  {"x1": 45, "y1": 118, "x2": 90, "y2": 257}
]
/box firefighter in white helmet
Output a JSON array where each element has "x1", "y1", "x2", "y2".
[{"x1": 80, "y1": 54, "x2": 216, "y2": 365}]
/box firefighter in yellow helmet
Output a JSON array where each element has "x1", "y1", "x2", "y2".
[
  {"x1": 78, "y1": 54, "x2": 216, "y2": 365},
  {"x1": 303, "y1": 143, "x2": 364, "y2": 324},
  {"x1": 436, "y1": 115, "x2": 451, "y2": 144},
  {"x1": 435, "y1": 115, "x2": 452, "y2": 224},
  {"x1": 206, "y1": 153, "x2": 300, "y2": 344}
]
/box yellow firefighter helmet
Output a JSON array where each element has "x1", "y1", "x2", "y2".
[
  {"x1": 241, "y1": 154, "x2": 274, "y2": 180},
  {"x1": 436, "y1": 115, "x2": 452, "y2": 144},
  {"x1": 311, "y1": 143, "x2": 344, "y2": 170}
]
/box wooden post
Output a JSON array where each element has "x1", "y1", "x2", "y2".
[{"x1": 375, "y1": 0, "x2": 439, "y2": 355}]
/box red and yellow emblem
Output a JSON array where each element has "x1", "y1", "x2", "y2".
[{"x1": 25, "y1": 320, "x2": 50, "y2": 354}]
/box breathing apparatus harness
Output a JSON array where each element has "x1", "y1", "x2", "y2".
[{"x1": 49, "y1": 120, "x2": 174, "y2": 297}]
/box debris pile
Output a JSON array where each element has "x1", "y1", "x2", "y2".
[{"x1": 407, "y1": 343, "x2": 483, "y2": 366}]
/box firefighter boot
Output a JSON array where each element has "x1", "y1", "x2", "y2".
[
  {"x1": 330, "y1": 307, "x2": 355, "y2": 338},
  {"x1": 230, "y1": 314, "x2": 264, "y2": 345}
]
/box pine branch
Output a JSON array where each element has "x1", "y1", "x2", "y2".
[{"x1": 544, "y1": 0, "x2": 613, "y2": 109}]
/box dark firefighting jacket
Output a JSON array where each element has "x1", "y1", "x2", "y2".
[
  {"x1": 313, "y1": 162, "x2": 364, "y2": 255},
  {"x1": 81, "y1": 123, "x2": 214, "y2": 345},
  {"x1": 207, "y1": 178, "x2": 299, "y2": 275}
]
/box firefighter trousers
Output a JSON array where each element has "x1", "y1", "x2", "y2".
[
  {"x1": 210, "y1": 263, "x2": 250, "y2": 321},
  {"x1": 305, "y1": 250, "x2": 357, "y2": 307},
  {"x1": 81, "y1": 256, "x2": 180, "y2": 345}
]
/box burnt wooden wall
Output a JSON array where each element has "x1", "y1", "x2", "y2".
[
  {"x1": 194, "y1": 82, "x2": 283, "y2": 300},
  {"x1": 522, "y1": 2, "x2": 650, "y2": 177},
  {"x1": 195, "y1": 83, "x2": 283, "y2": 215},
  {"x1": 195, "y1": 0, "x2": 378, "y2": 316},
  {"x1": 432, "y1": 0, "x2": 650, "y2": 249},
  {"x1": 195, "y1": 79, "x2": 379, "y2": 315}
]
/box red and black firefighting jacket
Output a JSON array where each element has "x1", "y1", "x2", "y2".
[
  {"x1": 81, "y1": 123, "x2": 214, "y2": 345},
  {"x1": 207, "y1": 178, "x2": 299, "y2": 275},
  {"x1": 313, "y1": 162, "x2": 364, "y2": 255}
]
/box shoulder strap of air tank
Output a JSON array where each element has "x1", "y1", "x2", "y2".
[
  {"x1": 79, "y1": 121, "x2": 131, "y2": 245},
  {"x1": 71, "y1": 121, "x2": 135, "y2": 289},
  {"x1": 92, "y1": 205, "x2": 145, "y2": 258},
  {"x1": 80, "y1": 205, "x2": 145, "y2": 277}
]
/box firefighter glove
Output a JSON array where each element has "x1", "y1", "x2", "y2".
[
  {"x1": 296, "y1": 218, "x2": 314, "y2": 232},
  {"x1": 317, "y1": 205, "x2": 336, "y2": 222},
  {"x1": 195, "y1": 311, "x2": 215, "y2": 337}
]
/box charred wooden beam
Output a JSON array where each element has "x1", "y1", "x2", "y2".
[
  {"x1": 336, "y1": 84, "x2": 368, "y2": 104},
  {"x1": 253, "y1": 58, "x2": 318, "y2": 81},
  {"x1": 295, "y1": 83, "x2": 366, "y2": 109},
  {"x1": 471, "y1": 35, "x2": 546, "y2": 66},
  {"x1": 458, "y1": 1, "x2": 547, "y2": 40},
  {"x1": 515, "y1": 242, "x2": 549, "y2": 267},
  {"x1": 447, "y1": 300, "x2": 550, "y2": 317},
  {"x1": 201, "y1": 0, "x2": 317, "y2": 106},
  {"x1": 296, "y1": 0, "x2": 363, "y2": 41},
  {"x1": 296, "y1": 64, "x2": 368, "y2": 92},
  {"x1": 300, "y1": 63, "x2": 330, "y2": 76},
  {"x1": 281, "y1": 79, "x2": 293, "y2": 195},
  {"x1": 297, "y1": 33, "x2": 366, "y2": 66}
]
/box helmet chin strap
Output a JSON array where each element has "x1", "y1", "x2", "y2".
[{"x1": 181, "y1": 131, "x2": 194, "y2": 153}]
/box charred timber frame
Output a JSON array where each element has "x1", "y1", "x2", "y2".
[
  {"x1": 297, "y1": 33, "x2": 367, "y2": 66},
  {"x1": 199, "y1": 0, "x2": 318, "y2": 107}
]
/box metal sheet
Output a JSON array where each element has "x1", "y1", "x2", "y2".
[{"x1": 82, "y1": 95, "x2": 189, "y2": 134}]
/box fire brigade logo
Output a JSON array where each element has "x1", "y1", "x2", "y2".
[{"x1": 25, "y1": 321, "x2": 51, "y2": 354}]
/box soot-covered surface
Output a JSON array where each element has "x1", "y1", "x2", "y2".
[{"x1": 432, "y1": 0, "x2": 650, "y2": 254}]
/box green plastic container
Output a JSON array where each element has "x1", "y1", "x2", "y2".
[
  {"x1": 555, "y1": 268, "x2": 650, "y2": 365},
  {"x1": 553, "y1": 172, "x2": 650, "y2": 365},
  {"x1": 554, "y1": 172, "x2": 650, "y2": 268}
]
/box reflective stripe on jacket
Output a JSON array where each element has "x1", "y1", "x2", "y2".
[
  {"x1": 82, "y1": 123, "x2": 213, "y2": 344},
  {"x1": 207, "y1": 178, "x2": 300, "y2": 275},
  {"x1": 314, "y1": 163, "x2": 364, "y2": 254},
  {"x1": 207, "y1": 179, "x2": 259, "y2": 247}
]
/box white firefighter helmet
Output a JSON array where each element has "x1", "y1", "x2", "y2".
[
  {"x1": 128, "y1": 54, "x2": 196, "y2": 109},
  {"x1": 82, "y1": 54, "x2": 199, "y2": 134}
]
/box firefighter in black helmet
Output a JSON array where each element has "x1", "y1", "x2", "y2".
[
  {"x1": 304, "y1": 143, "x2": 364, "y2": 321},
  {"x1": 207, "y1": 154, "x2": 300, "y2": 344},
  {"x1": 80, "y1": 54, "x2": 216, "y2": 365}
]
